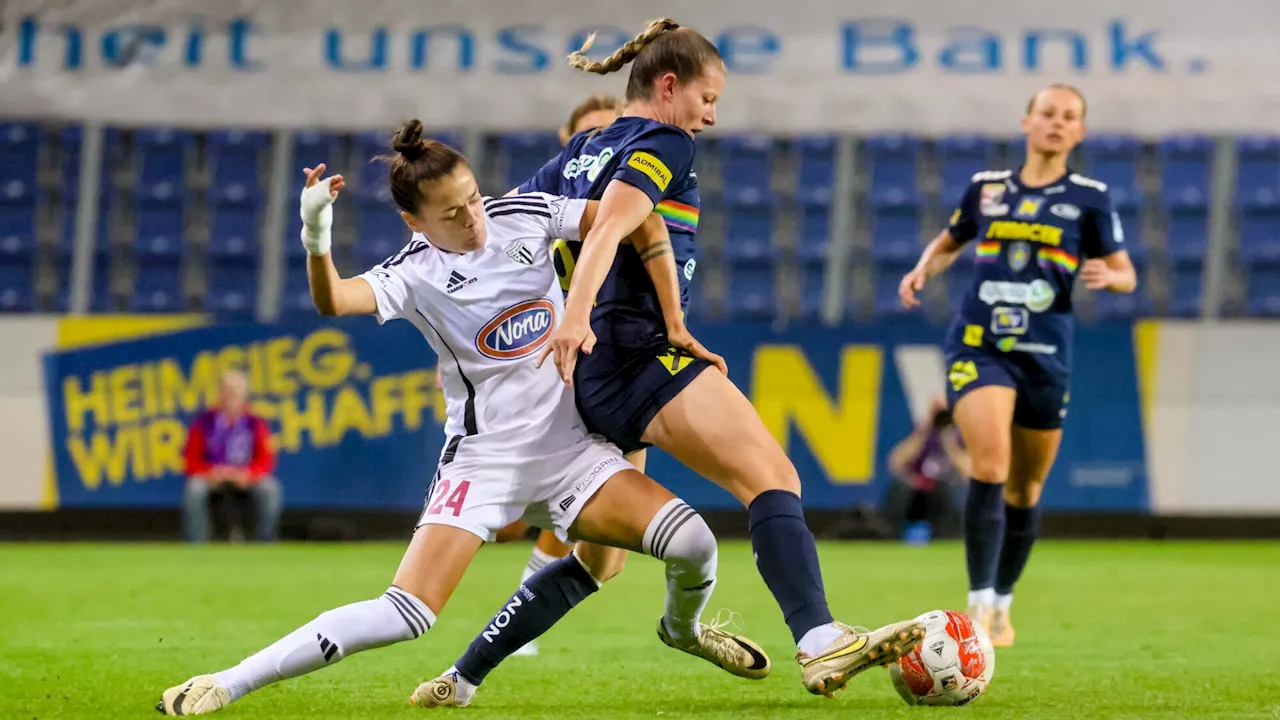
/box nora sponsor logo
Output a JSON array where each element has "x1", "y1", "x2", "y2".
[{"x1": 476, "y1": 299, "x2": 554, "y2": 360}]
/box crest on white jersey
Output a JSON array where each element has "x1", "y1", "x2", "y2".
[{"x1": 506, "y1": 241, "x2": 534, "y2": 266}]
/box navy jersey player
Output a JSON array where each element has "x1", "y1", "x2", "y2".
[
  {"x1": 430, "y1": 18, "x2": 926, "y2": 702},
  {"x1": 899, "y1": 84, "x2": 1137, "y2": 648}
]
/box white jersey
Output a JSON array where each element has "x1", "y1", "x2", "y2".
[{"x1": 359, "y1": 193, "x2": 590, "y2": 464}]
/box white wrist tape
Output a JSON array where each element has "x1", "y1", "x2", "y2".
[{"x1": 299, "y1": 178, "x2": 336, "y2": 256}]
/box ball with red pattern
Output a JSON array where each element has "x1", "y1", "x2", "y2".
[{"x1": 888, "y1": 610, "x2": 996, "y2": 706}]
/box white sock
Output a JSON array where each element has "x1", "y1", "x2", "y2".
[
  {"x1": 642, "y1": 499, "x2": 716, "y2": 642},
  {"x1": 519, "y1": 547, "x2": 559, "y2": 585},
  {"x1": 968, "y1": 588, "x2": 996, "y2": 608},
  {"x1": 444, "y1": 665, "x2": 478, "y2": 704},
  {"x1": 994, "y1": 592, "x2": 1013, "y2": 611},
  {"x1": 797, "y1": 623, "x2": 845, "y2": 657},
  {"x1": 213, "y1": 586, "x2": 435, "y2": 702}
]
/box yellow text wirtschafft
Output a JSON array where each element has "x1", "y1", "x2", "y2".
[{"x1": 60, "y1": 329, "x2": 442, "y2": 490}]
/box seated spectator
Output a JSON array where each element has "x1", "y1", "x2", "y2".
[
  {"x1": 881, "y1": 396, "x2": 970, "y2": 542},
  {"x1": 182, "y1": 370, "x2": 280, "y2": 543}
]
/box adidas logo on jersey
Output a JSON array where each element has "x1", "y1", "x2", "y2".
[
  {"x1": 446, "y1": 271, "x2": 477, "y2": 294},
  {"x1": 506, "y1": 242, "x2": 534, "y2": 266}
]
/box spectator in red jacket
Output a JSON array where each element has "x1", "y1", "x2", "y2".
[{"x1": 182, "y1": 370, "x2": 281, "y2": 543}]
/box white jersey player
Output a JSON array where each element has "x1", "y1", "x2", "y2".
[{"x1": 157, "y1": 121, "x2": 769, "y2": 717}]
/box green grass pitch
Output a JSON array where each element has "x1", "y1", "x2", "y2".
[{"x1": 2, "y1": 541, "x2": 1279, "y2": 719}]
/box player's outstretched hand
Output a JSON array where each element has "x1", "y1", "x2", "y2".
[
  {"x1": 899, "y1": 266, "x2": 928, "y2": 308},
  {"x1": 667, "y1": 323, "x2": 728, "y2": 376},
  {"x1": 537, "y1": 317, "x2": 596, "y2": 387},
  {"x1": 299, "y1": 164, "x2": 345, "y2": 257},
  {"x1": 1079, "y1": 258, "x2": 1113, "y2": 290},
  {"x1": 302, "y1": 164, "x2": 345, "y2": 196}
]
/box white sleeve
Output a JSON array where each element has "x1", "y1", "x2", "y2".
[
  {"x1": 356, "y1": 238, "x2": 424, "y2": 323},
  {"x1": 484, "y1": 193, "x2": 588, "y2": 243}
]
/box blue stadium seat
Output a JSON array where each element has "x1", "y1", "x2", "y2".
[
  {"x1": 351, "y1": 131, "x2": 390, "y2": 202},
  {"x1": 1169, "y1": 266, "x2": 1202, "y2": 317},
  {"x1": 869, "y1": 202, "x2": 922, "y2": 265},
  {"x1": 1238, "y1": 195, "x2": 1280, "y2": 267},
  {"x1": 865, "y1": 135, "x2": 921, "y2": 204},
  {"x1": 726, "y1": 267, "x2": 776, "y2": 320},
  {"x1": 796, "y1": 203, "x2": 830, "y2": 265},
  {"x1": 795, "y1": 135, "x2": 835, "y2": 206},
  {"x1": 288, "y1": 131, "x2": 344, "y2": 199},
  {"x1": 719, "y1": 134, "x2": 774, "y2": 200},
  {"x1": 280, "y1": 266, "x2": 317, "y2": 318},
  {"x1": 134, "y1": 128, "x2": 192, "y2": 202},
  {"x1": 356, "y1": 205, "x2": 411, "y2": 262},
  {"x1": 1157, "y1": 135, "x2": 1212, "y2": 210},
  {"x1": 499, "y1": 132, "x2": 561, "y2": 190},
  {"x1": 54, "y1": 255, "x2": 116, "y2": 312},
  {"x1": 207, "y1": 130, "x2": 268, "y2": 207},
  {"x1": 798, "y1": 266, "x2": 826, "y2": 319},
  {"x1": 0, "y1": 123, "x2": 40, "y2": 205},
  {"x1": 1235, "y1": 136, "x2": 1280, "y2": 206},
  {"x1": 1114, "y1": 207, "x2": 1145, "y2": 264},
  {"x1": 58, "y1": 203, "x2": 111, "y2": 258},
  {"x1": 0, "y1": 205, "x2": 37, "y2": 261},
  {"x1": 873, "y1": 263, "x2": 915, "y2": 316},
  {"x1": 205, "y1": 263, "x2": 258, "y2": 317},
  {"x1": 1081, "y1": 135, "x2": 1141, "y2": 209},
  {"x1": 0, "y1": 261, "x2": 35, "y2": 312},
  {"x1": 131, "y1": 260, "x2": 186, "y2": 313},
  {"x1": 1093, "y1": 285, "x2": 1150, "y2": 320},
  {"x1": 723, "y1": 197, "x2": 775, "y2": 266},
  {"x1": 937, "y1": 135, "x2": 993, "y2": 209},
  {"x1": 208, "y1": 207, "x2": 258, "y2": 261},
  {"x1": 133, "y1": 204, "x2": 186, "y2": 260},
  {"x1": 1246, "y1": 269, "x2": 1280, "y2": 316},
  {"x1": 1166, "y1": 208, "x2": 1207, "y2": 267}
]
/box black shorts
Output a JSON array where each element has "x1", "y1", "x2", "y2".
[
  {"x1": 573, "y1": 339, "x2": 711, "y2": 454},
  {"x1": 944, "y1": 348, "x2": 1069, "y2": 431}
]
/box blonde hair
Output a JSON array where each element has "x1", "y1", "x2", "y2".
[
  {"x1": 568, "y1": 19, "x2": 722, "y2": 102},
  {"x1": 1026, "y1": 83, "x2": 1088, "y2": 119}
]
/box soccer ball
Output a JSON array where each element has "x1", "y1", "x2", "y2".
[{"x1": 888, "y1": 610, "x2": 995, "y2": 706}]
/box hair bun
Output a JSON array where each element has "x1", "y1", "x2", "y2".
[{"x1": 392, "y1": 119, "x2": 426, "y2": 160}]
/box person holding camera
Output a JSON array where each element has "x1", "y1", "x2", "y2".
[{"x1": 881, "y1": 396, "x2": 971, "y2": 541}]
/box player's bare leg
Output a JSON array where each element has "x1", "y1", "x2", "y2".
[
  {"x1": 642, "y1": 369, "x2": 923, "y2": 696},
  {"x1": 412, "y1": 467, "x2": 768, "y2": 709},
  {"x1": 990, "y1": 424, "x2": 1063, "y2": 647},
  {"x1": 159, "y1": 525, "x2": 481, "y2": 716},
  {"x1": 952, "y1": 386, "x2": 1016, "y2": 633}
]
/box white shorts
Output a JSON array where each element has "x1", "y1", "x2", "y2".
[{"x1": 416, "y1": 436, "x2": 632, "y2": 543}]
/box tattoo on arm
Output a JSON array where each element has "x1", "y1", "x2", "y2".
[{"x1": 640, "y1": 240, "x2": 673, "y2": 263}]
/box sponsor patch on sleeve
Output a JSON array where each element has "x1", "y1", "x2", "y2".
[{"x1": 627, "y1": 151, "x2": 672, "y2": 191}]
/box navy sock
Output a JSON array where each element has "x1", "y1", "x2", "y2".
[
  {"x1": 747, "y1": 489, "x2": 834, "y2": 644},
  {"x1": 964, "y1": 480, "x2": 1005, "y2": 592},
  {"x1": 453, "y1": 554, "x2": 598, "y2": 686},
  {"x1": 994, "y1": 504, "x2": 1041, "y2": 595}
]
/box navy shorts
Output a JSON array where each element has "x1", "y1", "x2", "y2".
[
  {"x1": 573, "y1": 339, "x2": 711, "y2": 454},
  {"x1": 944, "y1": 349, "x2": 1069, "y2": 431}
]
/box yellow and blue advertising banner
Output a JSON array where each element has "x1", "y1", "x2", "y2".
[{"x1": 42, "y1": 317, "x2": 1148, "y2": 511}]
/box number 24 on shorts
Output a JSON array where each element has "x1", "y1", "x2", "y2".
[{"x1": 426, "y1": 479, "x2": 471, "y2": 517}]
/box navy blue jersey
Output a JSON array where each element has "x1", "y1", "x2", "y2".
[
  {"x1": 945, "y1": 169, "x2": 1125, "y2": 376},
  {"x1": 518, "y1": 117, "x2": 700, "y2": 345}
]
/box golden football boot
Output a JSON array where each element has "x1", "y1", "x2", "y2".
[
  {"x1": 989, "y1": 607, "x2": 1015, "y2": 647},
  {"x1": 156, "y1": 675, "x2": 230, "y2": 716},
  {"x1": 798, "y1": 620, "x2": 926, "y2": 697}
]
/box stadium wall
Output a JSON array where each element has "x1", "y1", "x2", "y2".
[
  {"x1": 3, "y1": 316, "x2": 1278, "y2": 522},
  {"x1": 3, "y1": 0, "x2": 1280, "y2": 135}
]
